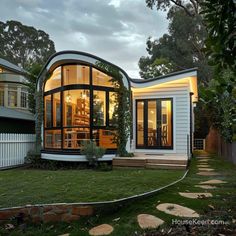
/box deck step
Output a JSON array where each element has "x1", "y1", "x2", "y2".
[
  {"x1": 146, "y1": 159, "x2": 187, "y2": 165},
  {"x1": 146, "y1": 163, "x2": 187, "y2": 170},
  {"x1": 112, "y1": 159, "x2": 146, "y2": 167}
]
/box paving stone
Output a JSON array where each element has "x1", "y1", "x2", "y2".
[
  {"x1": 179, "y1": 192, "x2": 213, "y2": 199},
  {"x1": 200, "y1": 179, "x2": 227, "y2": 184},
  {"x1": 156, "y1": 203, "x2": 199, "y2": 218},
  {"x1": 137, "y1": 214, "x2": 164, "y2": 229},
  {"x1": 195, "y1": 185, "x2": 217, "y2": 189},
  {"x1": 196, "y1": 156, "x2": 211, "y2": 159},
  {"x1": 198, "y1": 168, "x2": 215, "y2": 171},
  {"x1": 197, "y1": 172, "x2": 220, "y2": 176},
  {"x1": 89, "y1": 224, "x2": 113, "y2": 236},
  {"x1": 197, "y1": 165, "x2": 210, "y2": 168}
]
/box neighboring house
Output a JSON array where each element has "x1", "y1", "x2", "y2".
[
  {"x1": 0, "y1": 58, "x2": 35, "y2": 133},
  {"x1": 37, "y1": 51, "x2": 198, "y2": 162}
]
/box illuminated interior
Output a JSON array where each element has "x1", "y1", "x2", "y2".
[
  {"x1": 136, "y1": 99, "x2": 172, "y2": 148},
  {"x1": 44, "y1": 65, "x2": 117, "y2": 150}
]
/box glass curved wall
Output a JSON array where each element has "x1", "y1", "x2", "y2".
[{"x1": 43, "y1": 64, "x2": 118, "y2": 151}]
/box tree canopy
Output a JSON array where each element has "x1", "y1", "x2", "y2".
[
  {"x1": 0, "y1": 20, "x2": 56, "y2": 69},
  {"x1": 139, "y1": 6, "x2": 212, "y2": 85}
]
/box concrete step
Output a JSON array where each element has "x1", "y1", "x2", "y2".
[{"x1": 146, "y1": 163, "x2": 187, "y2": 170}]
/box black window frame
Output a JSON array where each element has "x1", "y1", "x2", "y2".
[
  {"x1": 135, "y1": 98, "x2": 174, "y2": 150},
  {"x1": 43, "y1": 63, "x2": 118, "y2": 153}
]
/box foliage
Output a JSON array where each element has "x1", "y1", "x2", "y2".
[
  {"x1": 98, "y1": 162, "x2": 112, "y2": 171},
  {"x1": 146, "y1": 0, "x2": 202, "y2": 16},
  {"x1": 80, "y1": 140, "x2": 106, "y2": 167},
  {"x1": 26, "y1": 63, "x2": 43, "y2": 114},
  {"x1": 200, "y1": 0, "x2": 236, "y2": 142},
  {"x1": 95, "y1": 62, "x2": 132, "y2": 157},
  {"x1": 0, "y1": 20, "x2": 55, "y2": 69},
  {"x1": 201, "y1": 0, "x2": 236, "y2": 72},
  {"x1": 139, "y1": 7, "x2": 212, "y2": 85}
]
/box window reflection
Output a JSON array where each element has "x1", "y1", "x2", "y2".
[
  {"x1": 63, "y1": 89, "x2": 90, "y2": 127},
  {"x1": 44, "y1": 95, "x2": 51, "y2": 128},
  {"x1": 109, "y1": 92, "x2": 117, "y2": 126},
  {"x1": 92, "y1": 68, "x2": 113, "y2": 87},
  {"x1": 63, "y1": 65, "x2": 89, "y2": 85},
  {"x1": 93, "y1": 90, "x2": 106, "y2": 126},
  {"x1": 161, "y1": 100, "x2": 172, "y2": 146},
  {"x1": 137, "y1": 101, "x2": 144, "y2": 146},
  {"x1": 93, "y1": 129, "x2": 117, "y2": 149},
  {"x1": 45, "y1": 130, "x2": 61, "y2": 148},
  {"x1": 53, "y1": 92, "x2": 61, "y2": 127},
  {"x1": 45, "y1": 67, "x2": 61, "y2": 92}
]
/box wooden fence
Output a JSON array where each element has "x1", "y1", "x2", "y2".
[{"x1": 0, "y1": 133, "x2": 35, "y2": 169}]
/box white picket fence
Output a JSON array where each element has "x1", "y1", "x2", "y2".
[{"x1": 0, "y1": 133, "x2": 36, "y2": 169}]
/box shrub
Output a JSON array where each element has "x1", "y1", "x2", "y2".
[{"x1": 80, "y1": 140, "x2": 106, "y2": 167}]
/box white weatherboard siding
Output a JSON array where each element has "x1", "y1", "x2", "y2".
[{"x1": 132, "y1": 84, "x2": 190, "y2": 156}]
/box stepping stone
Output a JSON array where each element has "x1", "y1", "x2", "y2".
[
  {"x1": 197, "y1": 165, "x2": 210, "y2": 168},
  {"x1": 197, "y1": 172, "x2": 220, "y2": 176},
  {"x1": 137, "y1": 214, "x2": 164, "y2": 229},
  {"x1": 198, "y1": 168, "x2": 215, "y2": 171},
  {"x1": 156, "y1": 203, "x2": 199, "y2": 218},
  {"x1": 179, "y1": 192, "x2": 213, "y2": 199},
  {"x1": 196, "y1": 156, "x2": 211, "y2": 159},
  {"x1": 195, "y1": 185, "x2": 216, "y2": 189},
  {"x1": 89, "y1": 224, "x2": 113, "y2": 236},
  {"x1": 200, "y1": 179, "x2": 227, "y2": 184},
  {"x1": 198, "y1": 159, "x2": 210, "y2": 162}
]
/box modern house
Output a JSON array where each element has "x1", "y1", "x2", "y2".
[
  {"x1": 0, "y1": 58, "x2": 34, "y2": 133},
  {"x1": 37, "y1": 51, "x2": 198, "y2": 167}
]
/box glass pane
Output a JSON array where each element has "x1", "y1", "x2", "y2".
[
  {"x1": 8, "y1": 88, "x2": 17, "y2": 107},
  {"x1": 63, "y1": 65, "x2": 89, "y2": 85},
  {"x1": 53, "y1": 92, "x2": 61, "y2": 127},
  {"x1": 45, "y1": 130, "x2": 61, "y2": 148},
  {"x1": 0, "y1": 89, "x2": 4, "y2": 106},
  {"x1": 63, "y1": 89, "x2": 90, "y2": 127},
  {"x1": 137, "y1": 101, "x2": 144, "y2": 146},
  {"x1": 92, "y1": 68, "x2": 113, "y2": 87},
  {"x1": 93, "y1": 90, "x2": 106, "y2": 126},
  {"x1": 161, "y1": 100, "x2": 172, "y2": 146},
  {"x1": 109, "y1": 92, "x2": 117, "y2": 126},
  {"x1": 44, "y1": 95, "x2": 52, "y2": 128},
  {"x1": 63, "y1": 128, "x2": 90, "y2": 149},
  {"x1": 44, "y1": 67, "x2": 61, "y2": 92},
  {"x1": 93, "y1": 129, "x2": 117, "y2": 149},
  {"x1": 148, "y1": 101, "x2": 157, "y2": 146}
]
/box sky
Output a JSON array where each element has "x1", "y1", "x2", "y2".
[{"x1": 0, "y1": 0, "x2": 169, "y2": 78}]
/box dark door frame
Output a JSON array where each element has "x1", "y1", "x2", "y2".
[{"x1": 135, "y1": 98, "x2": 173, "y2": 150}]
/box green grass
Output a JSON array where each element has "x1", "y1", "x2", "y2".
[
  {"x1": 0, "y1": 168, "x2": 183, "y2": 208},
  {"x1": 1, "y1": 154, "x2": 236, "y2": 236}
]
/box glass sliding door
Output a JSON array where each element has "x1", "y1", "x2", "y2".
[
  {"x1": 137, "y1": 101, "x2": 144, "y2": 147},
  {"x1": 136, "y1": 98, "x2": 173, "y2": 149}
]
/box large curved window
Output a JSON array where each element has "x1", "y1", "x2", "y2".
[{"x1": 43, "y1": 64, "x2": 118, "y2": 151}]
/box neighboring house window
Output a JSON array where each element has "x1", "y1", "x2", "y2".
[
  {"x1": 8, "y1": 87, "x2": 17, "y2": 107},
  {"x1": 21, "y1": 88, "x2": 28, "y2": 108},
  {"x1": 0, "y1": 88, "x2": 4, "y2": 106}
]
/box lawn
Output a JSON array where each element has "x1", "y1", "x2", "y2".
[
  {"x1": 1, "y1": 153, "x2": 235, "y2": 236},
  {"x1": 0, "y1": 168, "x2": 184, "y2": 208}
]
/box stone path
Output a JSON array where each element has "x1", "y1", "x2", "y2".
[
  {"x1": 198, "y1": 168, "x2": 214, "y2": 171},
  {"x1": 197, "y1": 164, "x2": 210, "y2": 168},
  {"x1": 200, "y1": 179, "x2": 227, "y2": 184},
  {"x1": 195, "y1": 185, "x2": 216, "y2": 189},
  {"x1": 137, "y1": 214, "x2": 164, "y2": 229},
  {"x1": 89, "y1": 224, "x2": 114, "y2": 236},
  {"x1": 179, "y1": 192, "x2": 213, "y2": 199},
  {"x1": 197, "y1": 172, "x2": 220, "y2": 176},
  {"x1": 156, "y1": 203, "x2": 200, "y2": 218}
]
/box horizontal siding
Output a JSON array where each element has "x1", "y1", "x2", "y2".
[{"x1": 132, "y1": 85, "x2": 190, "y2": 155}]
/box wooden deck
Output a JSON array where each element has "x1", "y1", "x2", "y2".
[{"x1": 112, "y1": 154, "x2": 188, "y2": 170}]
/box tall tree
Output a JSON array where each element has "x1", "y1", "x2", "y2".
[
  {"x1": 139, "y1": 6, "x2": 212, "y2": 85},
  {"x1": 0, "y1": 20, "x2": 56, "y2": 69}
]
